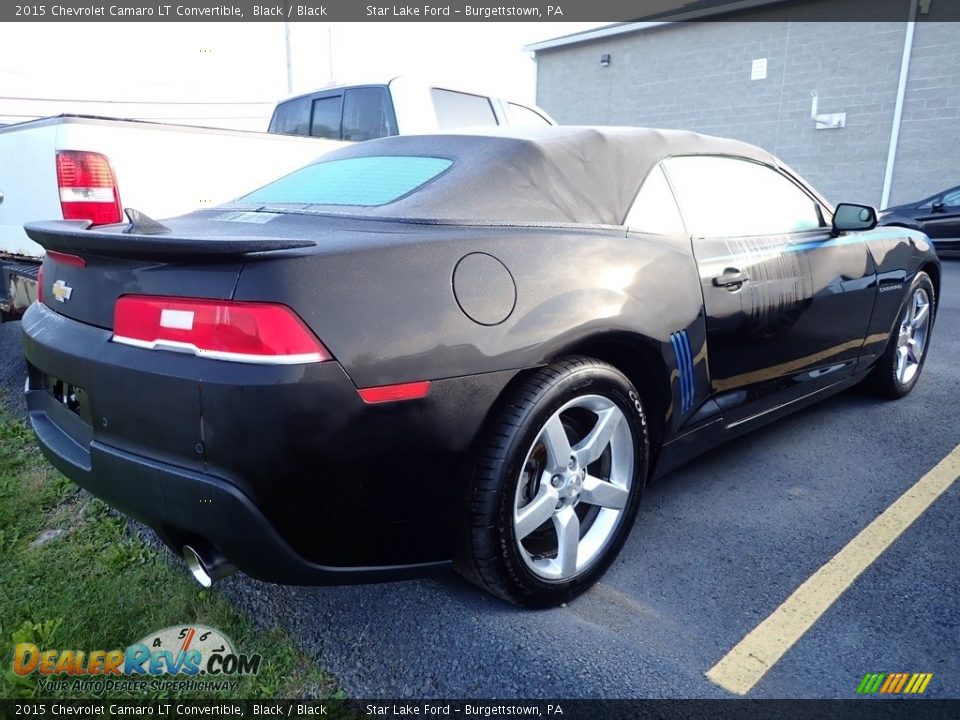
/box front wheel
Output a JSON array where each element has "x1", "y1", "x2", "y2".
[
  {"x1": 866, "y1": 271, "x2": 935, "y2": 398},
  {"x1": 458, "y1": 357, "x2": 648, "y2": 608}
]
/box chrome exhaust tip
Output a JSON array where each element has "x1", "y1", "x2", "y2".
[{"x1": 182, "y1": 543, "x2": 235, "y2": 587}]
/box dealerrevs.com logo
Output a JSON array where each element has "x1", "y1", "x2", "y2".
[{"x1": 13, "y1": 625, "x2": 261, "y2": 694}]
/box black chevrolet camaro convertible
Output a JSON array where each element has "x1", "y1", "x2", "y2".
[{"x1": 22, "y1": 127, "x2": 939, "y2": 607}]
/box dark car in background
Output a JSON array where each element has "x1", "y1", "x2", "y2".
[
  {"x1": 21, "y1": 127, "x2": 939, "y2": 607},
  {"x1": 881, "y1": 184, "x2": 960, "y2": 256}
]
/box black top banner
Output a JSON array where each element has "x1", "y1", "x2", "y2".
[
  {"x1": 1, "y1": 700, "x2": 959, "y2": 720},
  {"x1": 2, "y1": 0, "x2": 954, "y2": 23}
]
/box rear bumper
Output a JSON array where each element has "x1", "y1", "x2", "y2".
[
  {"x1": 29, "y1": 399, "x2": 448, "y2": 584},
  {"x1": 22, "y1": 301, "x2": 516, "y2": 583}
]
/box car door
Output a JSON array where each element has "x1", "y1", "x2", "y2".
[
  {"x1": 662, "y1": 155, "x2": 877, "y2": 425},
  {"x1": 916, "y1": 186, "x2": 960, "y2": 244}
]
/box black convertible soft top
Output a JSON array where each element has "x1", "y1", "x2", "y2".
[{"x1": 240, "y1": 126, "x2": 782, "y2": 226}]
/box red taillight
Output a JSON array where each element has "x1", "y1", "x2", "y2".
[
  {"x1": 112, "y1": 296, "x2": 331, "y2": 365},
  {"x1": 37, "y1": 264, "x2": 44, "y2": 304},
  {"x1": 56, "y1": 150, "x2": 123, "y2": 226},
  {"x1": 357, "y1": 381, "x2": 432, "y2": 404}
]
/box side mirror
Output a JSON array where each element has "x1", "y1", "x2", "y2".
[
  {"x1": 932, "y1": 201, "x2": 946, "y2": 212},
  {"x1": 833, "y1": 203, "x2": 878, "y2": 233}
]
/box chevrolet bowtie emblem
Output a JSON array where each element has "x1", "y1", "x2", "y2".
[{"x1": 52, "y1": 280, "x2": 73, "y2": 303}]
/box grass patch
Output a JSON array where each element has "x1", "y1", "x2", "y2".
[{"x1": 0, "y1": 412, "x2": 340, "y2": 700}]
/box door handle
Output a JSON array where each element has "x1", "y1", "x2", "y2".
[{"x1": 712, "y1": 270, "x2": 749, "y2": 288}]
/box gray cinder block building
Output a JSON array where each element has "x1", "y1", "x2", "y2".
[{"x1": 527, "y1": 0, "x2": 959, "y2": 209}]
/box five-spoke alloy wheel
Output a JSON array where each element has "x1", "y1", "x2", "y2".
[
  {"x1": 513, "y1": 395, "x2": 634, "y2": 582},
  {"x1": 459, "y1": 357, "x2": 647, "y2": 608},
  {"x1": 894, "y1": 287, "x2": 931, "y2": 386},
  {"x1": 867, "y1": 271, "x2": 936, "y2": 399}
]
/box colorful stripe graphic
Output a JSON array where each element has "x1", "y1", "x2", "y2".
[
  {"x1": 857, "y1": 672, "x2": 932, "y2": 695},
  {"x1": 670, "y1": 330, "x2": 695, "y2": 414}
]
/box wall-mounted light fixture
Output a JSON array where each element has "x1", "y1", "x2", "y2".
[
  {"x1": 811, "y1": 91, "x2": 846, "y2": 130},
  {"x1": 600, "y1": 54, "x2": 611, "y2": 67}
]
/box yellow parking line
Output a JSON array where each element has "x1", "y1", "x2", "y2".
[{"x1": 706, "y1": 443, "x2": 960, "y2": 695}]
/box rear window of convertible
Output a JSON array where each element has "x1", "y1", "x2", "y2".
[{"x1": 241, "y1": 156, "x2": 453, "y2": 207}]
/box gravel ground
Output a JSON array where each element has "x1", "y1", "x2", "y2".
[
  {"x1": 0, "y1": 322, "x2": 25, "y2": 417},
  {"x1": 3, "y1": 260, "x2": 958, "y2": 698}
]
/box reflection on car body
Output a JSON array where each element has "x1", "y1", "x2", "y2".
[{"x1": 21, "y1": 127, "x2": 940, "y2": 607}]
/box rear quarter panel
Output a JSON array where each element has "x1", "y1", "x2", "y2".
[{"x1": 233, "y1": 221, "x2": 704, "y2": 419}]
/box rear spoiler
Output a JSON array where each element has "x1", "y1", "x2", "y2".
[{"x1": 24, "y1": 219, "x2": 315, "y2": 259}]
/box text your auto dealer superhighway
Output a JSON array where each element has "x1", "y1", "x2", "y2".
[{"x1": 45, "y1": 4, "x2": 243, "y2": 16}]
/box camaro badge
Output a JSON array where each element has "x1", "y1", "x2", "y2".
[{"x1": 52, "y1": 280, "x2": 73, "y2": 303}]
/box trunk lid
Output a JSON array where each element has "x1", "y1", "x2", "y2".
[{"x1": 25, "y1": 211, "x2": 316, "y2": 329}]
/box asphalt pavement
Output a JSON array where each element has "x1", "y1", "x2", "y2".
[{"x1": 2, "y1": 261, "x2": 957, "y2": 699}]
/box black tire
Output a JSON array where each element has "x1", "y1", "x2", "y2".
[
  {"x1": 865, "y1": 271, "x2": 936, "y2": 399},
  {"x1": 457, "y1": 356, "x2": 648, "y2": 608}
]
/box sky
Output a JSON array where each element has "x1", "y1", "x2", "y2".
[{"x1": 0, "y1": 22, "x2": 607, "y2": 130}]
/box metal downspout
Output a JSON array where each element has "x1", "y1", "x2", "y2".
[{"x1": 880, "y1": 0, "x2": 920, "y2": 209}]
